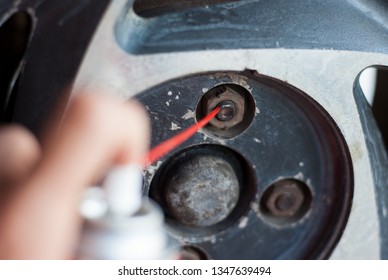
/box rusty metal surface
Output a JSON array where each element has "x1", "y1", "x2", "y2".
[
  {"x1": 139, "y1": 70, "x2": 352, "y2": 259},
  {"x1": 198, "y1": 83, "x2": 255, "y2": 139},
  {"x1": 164, "y1": 154, "x2": 240, "y2": 227},
  {"x1": 205, "y1": 85, "x2": 245, "y2": 129},
  {"x1": 261, "y1": 179, "x2": 312, "y2": 223}
]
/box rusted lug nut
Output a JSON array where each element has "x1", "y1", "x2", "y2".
[
  {"x1": 275, "y1": 192, "x2": 295, "y2": 212},
  {"x1": 216, "y1": 101, "x2": 236, "y2": 121},
  {"x1": 264, "y1": 180, "x2": 306, "y2": 217},
  {"x1": 202, "y1": 85, "x2": 246, "y2": 130}
]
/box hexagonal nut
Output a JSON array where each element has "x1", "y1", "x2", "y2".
[
  {"x1": 204, "y1": 86, "x2": 245, "y2": 129},
  {"x1": 265, "y1": 181, "x2": 305, "y2": 217}
]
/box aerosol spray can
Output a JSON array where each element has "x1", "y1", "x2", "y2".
[{"x1": 77, "y1": 164, "x2": 179, "y2": 259}]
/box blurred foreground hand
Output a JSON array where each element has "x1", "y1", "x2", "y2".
[{"x1": 0, "y1": 93, "x2": 150, "y2": 259}]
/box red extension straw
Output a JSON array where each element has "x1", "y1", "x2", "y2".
[{"x1": 140, "y1": 107, "x2": 220, "y2": 167}]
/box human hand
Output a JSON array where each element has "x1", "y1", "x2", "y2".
[{"x1": 0, "y1": 93, "x2": 150, "y2": 259}]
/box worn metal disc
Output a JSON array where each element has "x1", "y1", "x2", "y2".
[{"x1": 138, "y1": 70, "x2": 353, "y2": 259}]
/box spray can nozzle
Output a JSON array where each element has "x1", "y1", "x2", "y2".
[{"x1": 80, "y1": 164, "x2": 143, "y2": 220}]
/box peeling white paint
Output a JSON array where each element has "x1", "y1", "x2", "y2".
[
  {"x1": 238, "y1": 217, "x2": 249, "y2": 229},
  {"x1": 167, "y1": 91, "x2": 173, "y2": 96},
  {"x1": 170, "y1": 122, "x2": 181, "y2": 131},
  {"x1": 294, "y1": 172, "x2": 304, "y2": 180},
  {"x1": 250, "y1": 202, "x2": 259, "y2": 213},
  {"x1": 145, "y1": 160, "x2": 163, "y2": 184},
  {"x1": 253, "y1": 138, "x2": 261, "y2": 143},
  {"x1": 181, "y1": 109, "x2": 195, "y2": 120}
]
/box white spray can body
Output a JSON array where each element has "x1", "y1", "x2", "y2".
[{"x1": 77, "y1": 165, "x2": 179, "y2": 259}]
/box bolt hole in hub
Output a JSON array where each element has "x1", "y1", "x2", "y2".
[
  {"x1": 260, "y1": 179, "x2": 312, "y2": 225},
  {"x1": 149, "y1": 144, "x2": 256, "y2": 238},
  {"x1": 181, "y1": 245, "x2": 209, "y2": 260},
  {"x1": 137, "y1": 71, "x2": 353, "y2": 259},
  {"x1": 196, "y1": 84, "x2": 256, "y2": 139}
]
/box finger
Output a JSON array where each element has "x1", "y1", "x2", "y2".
[
  {"x1": 113, "y1": 100, "x2": 151, "y2": 164},
  {"x1": 0, "y1": 125, "x2": 41, "y2": 188},
  {"x1": 0, "y1": 93, "x2": 150, "y2": 259},
  {"x1": 41, "y1": 93, "x2": 150, "y2": 183}
]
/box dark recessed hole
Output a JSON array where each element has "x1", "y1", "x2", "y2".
[
  {"x1": 133, "y1": 0, "x2": 239, "y2": 18},
  {"x1": 260, "y1": 179, "x2": 312, "y2": 226},
  {"x1": 149, "y1": 144, "x2": 256, "y2": 239},
  {"x1": 0, "y1": 11, "x2": 32, "y2": 122},
  {"x1": 181, "y1": 245, "x2": 209, "y2": 260},
  {"x1": 196, "y1": 84, "x2": 255, "y2": 139}
]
